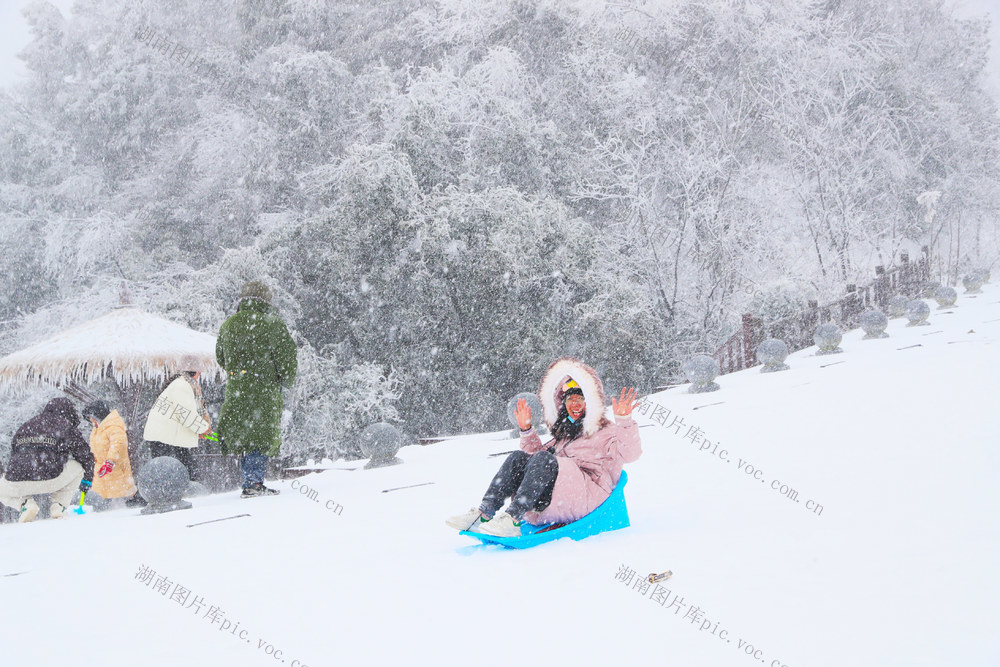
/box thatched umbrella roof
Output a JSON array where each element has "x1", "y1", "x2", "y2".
[{"x1": 0, "y1": 307, "x2": 223, "y2": 394}]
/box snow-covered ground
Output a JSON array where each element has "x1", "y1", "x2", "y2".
[{"x1": 2, "y1": 287, "x2": 999, "y2": 667}]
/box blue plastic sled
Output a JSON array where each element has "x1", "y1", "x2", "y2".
[{"x1": 460, "y1": 470, "x2": 631, "y2": 549}]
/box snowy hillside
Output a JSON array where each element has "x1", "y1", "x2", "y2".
[{"x1": 2, "y1": 287, "x2": 999, "y2": 667}]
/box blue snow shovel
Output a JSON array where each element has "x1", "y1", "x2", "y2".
[
  {"x1": 73, "y1": 490, "x2": 86, "y2": 515},
  {"x1": 74, "y1": 480, "x2": 91, "y2": 515}
]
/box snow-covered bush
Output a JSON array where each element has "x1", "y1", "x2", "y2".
[
  {"x1": 282, "y1": 344, "x2": 402, "y2": 463},
  {"x1": 750, "y1": 280, "x2": 811, "y2": 324}
]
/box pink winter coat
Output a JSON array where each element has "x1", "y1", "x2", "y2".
[{"x1": 519, "y1": 358, "x2": 643, "y2": 525}]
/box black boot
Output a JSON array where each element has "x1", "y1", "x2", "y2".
[{"x1": 241, "y1": 483, "x2": 279, "y2": 498}]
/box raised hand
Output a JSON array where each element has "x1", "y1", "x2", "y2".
[
  {"x1": 515, "y1": 398, "x2": 533, "y2": 430},
  {"x1": 612, "y1": 387, "x2": 641, "y2": 417}
]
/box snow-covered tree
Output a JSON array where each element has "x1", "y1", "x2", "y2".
[{"x1": 1, "y1": 0, "x2": 998, "y2": 450}]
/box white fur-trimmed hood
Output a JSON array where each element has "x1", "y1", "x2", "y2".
[{"x1": 538, "y1": 357, "x2": 609, "y2": 437}]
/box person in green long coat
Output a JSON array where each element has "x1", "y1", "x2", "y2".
[{"x1": 216, "y1": 281, "x2": 298, "y2": 497}]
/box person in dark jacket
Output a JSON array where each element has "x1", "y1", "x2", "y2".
[
  {"x1": 216, "y1": 281, "x2": 297, "y2": 498},
  {"x1": 0, "y1": 397, "x2": 95, "y2": 522}
]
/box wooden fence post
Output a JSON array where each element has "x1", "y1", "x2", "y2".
[
  {"x1": 873, "y1": 266, "x2": 889, "y2": 309},
  {"x1": 741, "y1": 313, "x2": 756, "y2": 368},
  {"x1": 899, "y1": 251, "x2": 913, "y2": 295},
  {"x1": 843, "y1": 285, "x2": 861, "y2": 326}
]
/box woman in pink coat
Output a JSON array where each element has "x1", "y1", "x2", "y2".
[{"x1": 446, "y1": 358, "x2": 642, "y2": 537}]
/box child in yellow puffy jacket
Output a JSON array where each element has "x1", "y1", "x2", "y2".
[{"x1": 83, "y1": 401, "x2": 142, "y2": 507}]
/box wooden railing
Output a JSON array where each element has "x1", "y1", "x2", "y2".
[
  {"x1": 714, "y1": 248, "x2": 931, "y2": 374},
  {"x1": 715, "y1": 313, "x2": 758, "y2": 375}
]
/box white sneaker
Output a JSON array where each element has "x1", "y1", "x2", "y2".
[
  {"x1": 446, "y1": 508, "x2": 489, "y2": 532},
  {"x1": 50, "y1": 502, "x2": 68, "y2": 519},
  {"x1": 478, "y1": 512, "x2": 522, "y2": 537},
  {"x1": 18, "y1": 499, "x2": 39, "y2": 523}
]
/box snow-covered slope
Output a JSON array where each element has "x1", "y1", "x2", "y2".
[{"x1": 2, "y1": 288, "x2": 999, "y2": 667}]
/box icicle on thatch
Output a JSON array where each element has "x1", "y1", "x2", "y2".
[{"x1": 0, "y1": 308, "x2": 223, "y2": 394}]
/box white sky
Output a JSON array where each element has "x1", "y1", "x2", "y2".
[
  {"x1": 952, "y1": 0, "x2": 1000, "y2": 97},
  {"x1": 0, "y1": 0, "x2": 997, "y2": 93},
  {"x1": 0, "y1": 0, "x2": 74, "y2": 88}
]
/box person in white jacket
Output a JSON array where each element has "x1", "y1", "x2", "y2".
[{"x1": 143, "y1": 370, "x2": 212, "y2": 479}]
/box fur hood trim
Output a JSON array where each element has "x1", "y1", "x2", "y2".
[{"x1": 538, "y1": 357, "x2": 609, "y2": 437}]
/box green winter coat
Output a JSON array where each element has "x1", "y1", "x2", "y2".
[{"x1": 215, "y1": 297, "x2": 298, "y2": 456}]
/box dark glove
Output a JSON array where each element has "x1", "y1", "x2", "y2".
[
  {"x1": 79, "y1": 480, "x2": 92, "y2": 492},
  {"x1": 97, "y1": 460, "x2": 115, "y2": 478}
]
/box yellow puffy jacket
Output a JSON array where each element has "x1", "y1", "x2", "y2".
[{"x1": 88, "y1": 410, "x2": 137, "y2": 499}]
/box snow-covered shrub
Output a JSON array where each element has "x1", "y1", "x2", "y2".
[
  {"x1": 282, "y1": 344, "x2": 401, "y2": 463},
  {"x1": 750, "y1": 280, "x2": 811, "y2": 324},
  {"x1": 749, "y1": 279, "x2": 814, "y2": 345}
]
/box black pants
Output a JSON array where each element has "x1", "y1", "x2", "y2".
[
  {"x1": 148, "y1": 441, "x2": 195, "y2": 480},
  {"x1": 480, "y1": 450, "x2": 559, "y2": 521}
]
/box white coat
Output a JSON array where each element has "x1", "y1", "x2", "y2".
[{"x1": 143, "y1": 376, "x2": 211, "y2": 449}]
